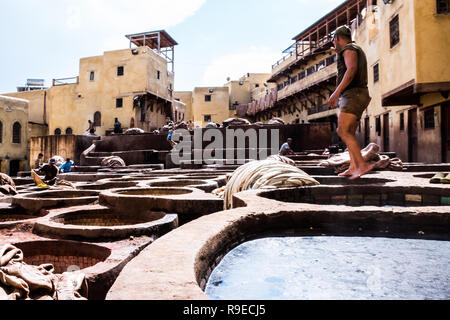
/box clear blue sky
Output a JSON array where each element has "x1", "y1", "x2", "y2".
[{"x1": 0, "y1": 0, "x2": 344, "y2": 94}]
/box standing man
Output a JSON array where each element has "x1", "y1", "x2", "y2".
[
  {"x1": 165, "y1": 117, "x2": 176, "y2": 149},
  {"x1": 114, "y1": 118, "x2": 122, "y2": 134},
  {"x1": 328, "y1": 25, "x2": 373, "y2": 180}
]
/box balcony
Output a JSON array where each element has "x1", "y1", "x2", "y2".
[
  {"x1": 308, "y1": 103, "x2": 330, "y2": 115},
  {"x1": 276, "y1": 58, "x2": 337, "y2": 102}
]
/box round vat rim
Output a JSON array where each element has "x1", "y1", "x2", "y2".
[
  {"x1": 13, "y1": 190, "x2": 101, "y2": 201},
  {"x1": 48, "y1": 209, "x2": 172, "y2": 229},
  {"x1": 101, "y1": 187, "x2": 197, "y2": 198},
  {"x1": 34, "y1": 212, "x2": 178, "y2": 240},
  {"x1": 13, "y1": 239, "x2": 112, "y2": 260},
  {"x1": 105, "y1": 202, "x2": 450, "y2": 300}
]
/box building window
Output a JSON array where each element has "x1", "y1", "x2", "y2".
[
  {"x1": 157, "y1": 71, "x2": 161, "y2": 80},
  {"x1": 204, "y1": 115, "x2": 211, "y2": 123},
  {"x1": 116, "y1": 98, "x2": 123, "y2": 108},
  {"x1": 94, "y1": 111, "x2": 101, "y2": 126},
  {"x1": 255, "y1": 84, "x2": 260, "y2": 88},
  {"x1": 90, "y1": 71, "x2": 95, "y2": 81},
  {"x1": 326, "y1": 55, "x2": 337, "y2": 66},
  {"x1": 376, "y1": 116, "x2": 381, "y2": 136},
  {"x1": 389, "y1": 15, "x2": 400, "y2": 48},
  {"x1": 373, "y1": 63, "x2": 379, "y2": 83},
  {"x1": 306, "y1": 65, "x2": 316, "y2": 76},
  {"x1": 66, "y1": 127, "x2": 73, "y2": 135},
  {"x1": 54, "y1": 128, "x2": 61, "y2": 135},
  {"x1": 205, "y1": 95, "x2": 212, "y2": 102},
  {"x1": 399, "y1": 112, "x2": 405, "y2": 131},
  {"x1": 0, "y1": 121, "x2": 2, "y2": 143},
  {"x1": 12, "y1": 122, "x2": 21, "y2": 144},
  {"x1": 117, "y1": 66, "x2": 124, "y2": 76},
  {"x1": 424, "y1": 109, "x2": 435, "y2": 129},
  {"x1": 298, "y1": 71, "x2": 306, "y2": 80},
  {"x1": 437, "y1": 0, "x2": 449, "y2": 14}
]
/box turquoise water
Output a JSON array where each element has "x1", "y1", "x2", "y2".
[{"x1": 205, "y1": 236, "x2": 450, "y2": 300}]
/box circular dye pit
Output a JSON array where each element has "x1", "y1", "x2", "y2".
[
  {"x1": 12, "y1": 190, "x2": 99, "y2": 213},
  {"x1": 34, "y1": 207, "x2": 178, "y2": 240},
  {"x1": 147, "y1": 180, "x2": 218, "y2": 192},
  {"x1": 76, "y1": 181, "x2": 138, "y2": 190},
  {"x1": 260, "y1": 186, "x2": 450, "y2": 206},
  {"x1": 14, "y1": 240, "x2": 111, "y2": 274},
  {"x1": 98, "y1": 177, "x2": 157, "y2": 183},
  {"x1": 25, "y1": 190, "x2": 99, "y2": 199},
  {"x1": 52, "y1": 209, "x2": 165, "y2": 226},
  {"x1": 205, "y1": 236, "x2": 450, "y2": 300},
  {"x1": 116, "y1": 188, "x2": 193, "y2": 196},
  {"x1": 313, "y1": 176, "x2": 395, "y2": 185}
]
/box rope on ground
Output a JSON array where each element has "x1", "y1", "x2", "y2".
[{"x1": 213, "y1": 156, "x2": 319, "y2": 210}]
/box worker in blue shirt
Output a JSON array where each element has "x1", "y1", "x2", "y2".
[{"x1": 59, "y1": 158, "x2": 74, "y2": 173}]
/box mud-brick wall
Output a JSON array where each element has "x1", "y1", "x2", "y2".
[{"x1": 30, "y1": 135, "x2": 100, "y2": 167}]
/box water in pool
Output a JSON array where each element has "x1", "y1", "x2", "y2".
[{"x1": 205, "y1": 236, "x2": 450, "y2": 300}]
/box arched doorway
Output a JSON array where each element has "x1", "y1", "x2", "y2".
[
  {"x1": 54, "y1": 128, "x2": 62, "y2": 135},
  {"x1": 94, "y1": 112, "x2": 101, "y2": 127},
  {"x1": 66, "y1": 127, "x2": 73, "y2": 135}
]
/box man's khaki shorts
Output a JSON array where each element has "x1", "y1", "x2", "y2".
[{"x1": 339, "y1": 88, "x2": 371, "y2": 121}]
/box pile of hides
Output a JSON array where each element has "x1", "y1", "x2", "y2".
[
  {"x1": 222, "y1": 118, "x2": 251, "y2": 127},
  {"x1": 206, "y1": 122, "x2": 220, "y2": 128},
  {"x1": 213, "y1": 156, "x2": 319, "y2": 209},
  {"x1": 0, "y1": 244, "x2": 88, "y2": 300},
  {"x1": 0, "y1": 173, "x2": 17, "y2": 197},
  {"x1": 319, "y1": 143, "x2": 403, "y2": 173},
  {"x1": 124, "y1": 128, "x2": 145, "y2": 135},
  {"x1": 268, "y1": 117, "x2": 285, "y2": 125},
  {"x1": 50, "y1": 156, "x2": 64, "y2": 167},
  {"x1": 101, "y1": 156, "x2": 126, "y2": 168}
]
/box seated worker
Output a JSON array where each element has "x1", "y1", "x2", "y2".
[
  {"x1": 34, "y1": 158, "x2": 59, "y2": 186},
  {"x1": 279, "y1": 138, "x2": 295, "y2": 156},
  {"x1": 59, "y1": 158, "x2": 74, "y2": 173},
  {"x1": 34, "y1": 153, "x2": 44, "y2": 169}
]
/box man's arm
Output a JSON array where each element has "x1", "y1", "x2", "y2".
[{"x1": 328, "y1": 49, "x2": 358, "y2": 108}]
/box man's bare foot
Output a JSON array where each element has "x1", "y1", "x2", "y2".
[
  {"x1": 338, "y1": 168, "x2": 354, "y2": 177},
  {"x1": 349, "y1": 163, "x2": 375, "y2": 180}
]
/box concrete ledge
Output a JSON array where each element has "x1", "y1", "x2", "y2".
[{"x1": 106, "y1": 185, "x2": 450, "y2": 300}]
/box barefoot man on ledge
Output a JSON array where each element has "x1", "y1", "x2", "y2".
[{"x1": 328, "y1": 25, "x2": 373, "y2": 180}]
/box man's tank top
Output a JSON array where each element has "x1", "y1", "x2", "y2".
[{"x1": 337, "y1": 42, "x2": 368, "y2": 92}]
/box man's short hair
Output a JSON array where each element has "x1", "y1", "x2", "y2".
[
  {"x1": 287, "y1": 138, "x2": 293, "y2": 142},
  {"x1": 38, "y1": 153, "x2": 44, "y2": 157},
  {"x1": 49, "y1": 159, "x2": 56, "y2": 164},
  {"x1": 333, "y1": 25, "x2": 352, "y2": 40}
]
